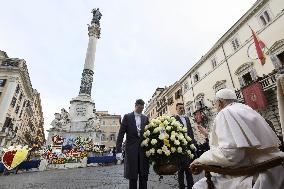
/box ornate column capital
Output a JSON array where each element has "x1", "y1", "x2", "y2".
[{"x1": 88, "y1": 24, "x2": 101, "y2": 38}]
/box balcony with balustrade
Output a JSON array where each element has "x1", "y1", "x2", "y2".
[{"x1": 235, "y1": 72, "x2": 277, "y2": 102}]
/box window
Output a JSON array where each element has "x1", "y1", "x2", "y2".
[
  {"x1": 110, "y1": 134, "x2": 116, "y2": 141},
  {"x1": 242, "y1": 72, "x2": 254, "y2": 86},
  {"x1": 195, "y1": 93, "x2": 205, "y2": 110},
  {"x1": 211, "y1": 58, "x2": 217, "y2": 69},
  {"x1": 258, "y1": 9, "x2": 272, "y2": 27},
  {"x1": 19, "y1": 93, "x2": 23, "y2": 102},
  {"x1": 101, "y1": 134, "x2": 106, "y2": 141},
  {"x1": 15, "y1": 84, "x2": 20, "y2": 94},
  {"x1": 186, "y1": 101, "x2": 194, "y2": 117},
  {"x1": 23, "y1": 100, "x2": 26, "y2": 108},
  {"x1": 193, "y1": 73, "x2": 199, "y2": 83},
  {"x1": 183, "y1": 82, "x2": 189, "y2": 93},
  {"x1": 11, "y1": 97, "x2": 17, "y2": 107},
  {"x1": 231, "y1": 37, "x2": 240, "y2": 51},
  {"x1": 19, "y1": 110, "x2": 23, "y2": 118},
  {"x1": 235, "y1": 62, "x2": 258, "y2": 88},
  {"x1": 213, "y1": 80, "x2": 226, "y2": 93},
  {"x1": 175, "y1": 89, "x2": 182, "y2": 100},
  {"x1": 167, "y1": 97, "x2": 174, "y2": 105},
  {"x1": 15, "y1": 105, "x2": 20, "y2": 114},
  {"x1": 0, "y1": 79, "x2": 6, "y2": 87}
]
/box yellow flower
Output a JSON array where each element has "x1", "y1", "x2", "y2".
[{"x1": 164, "y1": 139, "x2": 170, "y2": 147}]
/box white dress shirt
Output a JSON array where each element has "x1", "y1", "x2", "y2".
[
  {"x1": 178, "y1": 115, "x2": 187, "y2": 127},
  {"x1": 134, "y1": 112, "x2": 142, "y2": 136}
]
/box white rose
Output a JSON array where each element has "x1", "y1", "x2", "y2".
[
  {"x1": 157, "y1": 149, "x2": 163, "y2": 154},
  {"x1": 171, "y1": 147, "x2": 176, "y2": 153},
  {"x1": 190, "y1": 154, "x2": 195, "y2": 159},
  {"x1": 162, "y1": 145, "x2": 168, "y2": 151},
  {"x1": 183, "y1": 140, "x2": 188, "y2": 145},
  {"x1": 146, "y1": 151, "x2": 151, "y2": 157},
  {"x1": 178, "y1": 134, "x2": 185, "y2": 140},
  {"x1": 190, "y1": 144, "x2": 196, "y2": 151},
  {"x1": 159, "y1": 134, "x2": 165, "y2": 140},
  {"x1": 146, "y1": 130, "x2": 151, "y2": 136},
  {"x1": 144, "y1": 125, "x2": 149, "y2": 131},
  {"x1": 164, "y1": 150, "x2": 171, "y2": 156},
  {"x1": 163, "y1": 120, "x2": 169, "y2": 126},
  {"x1": 151, "y1": 139, "x2": 158, "y2": 145},
  {"x1": 177, "y1": 147, "x2": 183, "y2": 153},
  {"x1": 153, "y1": 128, "x2": 159, "y2": 133},
  {"x1": 172, "y1": 121, "x2": 180, "y2": 127},
  {"x1": 149, "y1": 148, "x2": 155, "y2": 154},
  {"x1": 177, "y1": 126, "x2": 183, "y2": 131},
  {"x1": 182, "y1": 127, "x2": 187, "y2": 132},
  {"x1": 141, "y1": 139, "x2": 149, "y2": 147},
  {"x1": 170, "y1": 135, "x2": 176, "y2": 141},
  {"x1": 143, "y1": 130, "x2": 150, "y2": 138},
  {"x1": 166, "y1": 126, "x2": 172, "y2": 131},
  {"x1": 152, "y1": 119, "x2": 158, "y2": 124},
  {"x1": 187, "y1": 150, "x2": 192, "y2": 155},
  {"x1": 186, "y1": 136, "x2": 192, "y2": 141},
  {"x1": 149, "y1": 122, "x2": 155, "y2": 127},
  {"x1": 174, "y1": 140, "x2": 180, "y2": 145}
]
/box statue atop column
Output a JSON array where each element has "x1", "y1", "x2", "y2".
[{"x1": 91, "y1": 8, "x2": 102, "y2": 25}]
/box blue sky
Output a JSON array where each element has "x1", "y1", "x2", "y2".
[{"x1": 0, "y1": 0, "x2": 256, "y2": 135}]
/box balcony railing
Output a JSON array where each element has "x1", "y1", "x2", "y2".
[
  {"x1": 235, "y1": 72, "x2": 277, "y2": 101},
  {"x1": 260, "y1": 74, "x2": 277, "y2": 91}
]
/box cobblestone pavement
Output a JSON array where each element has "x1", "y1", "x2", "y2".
[{"x1": 0, "y1": 164, "x2": 204, "y2": 189}]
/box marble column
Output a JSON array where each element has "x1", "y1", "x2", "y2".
[{"x1": 79, "y1": 9, "x2": 101, "y2": 96}]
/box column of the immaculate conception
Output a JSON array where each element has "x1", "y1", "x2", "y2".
[{"x1": 47, "y1": 9, "x2": 102, "y2": 145}]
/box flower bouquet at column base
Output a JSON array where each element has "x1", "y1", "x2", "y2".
[{"x1": 141, "y1": 115, "x2": 196, "y2": 175}]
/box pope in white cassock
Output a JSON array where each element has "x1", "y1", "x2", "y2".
[{"x1": 191, "y1": 88, "x2": 284, "y2": 189}]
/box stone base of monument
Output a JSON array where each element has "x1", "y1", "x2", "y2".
[
  {"x1": 86, "y1": 163, "x2": 99, "y2": 167},
  {"x1": 39, "y1": 158, "x2": 88, "y2": 171}
]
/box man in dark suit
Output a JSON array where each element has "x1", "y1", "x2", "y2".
[
  {"x1": 175, "y1": 103, "x2": 196, "y2": 189},
  {"x1": 116, "y1": 99, "x2": 150, "y2": 189}
]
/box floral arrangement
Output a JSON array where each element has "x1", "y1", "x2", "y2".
[
  {"x1": 141, "y1": 115, "x2": 196, "y2": 164},
  {"x1": 80, "y1": 151, "x2": 88, "y2": 159},
  {"x1": 192, "y1": 126, "x2": 207, "y2": 145},
  {"x1": 1, "y1": 145, "x2": 30, "y2": 170},
  {"x1": 52, "y1": 158, "x2": 66, "y2": 164}
]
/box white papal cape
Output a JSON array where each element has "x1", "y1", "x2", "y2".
[{"x1": 193, "y1": 103, "x2": 284, "y2": 189}]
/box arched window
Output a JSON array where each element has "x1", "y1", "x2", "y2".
[
  {"x1": 213, "y1": 80, "x2": 226, "y2": 93},
  {"x1": 110, "y1": 134, "x2": 116, "y2": 141},
  {"x1": 101, "y1": 134, "x2": 106, "y2": 141},
  {"x1": 195, "y1": 93, "x2": 205, "y2": 110},
  {"x1": 193, "y1": 72, "x2": 200, "y2": 83},
  {"x1": 235, "y1": 62, "x2": 258, "y2": 87},
  {"x1": 185, "y1": 101, "x2": 194, "y2": 117}
]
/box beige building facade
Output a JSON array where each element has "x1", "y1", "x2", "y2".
[
  {"x1": 145, "y1": 82, "x2": 183, "y2": 120},
  {"x1": 0, "y1": 50, "x2": 45, "y2": 149},
  {"x1": 146, "y1": 0, "x2": 284, "y2": 136},
  {"x1": 96, "y1": 111, "x2": 121, "y2": 149},
  {"x1": 179, "y1": 0, "x2": 284, "y2": 134}
]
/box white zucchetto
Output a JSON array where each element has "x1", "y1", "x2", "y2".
[{"x1": 215, "y1": 88, "x2": 237, "y2": 100}]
